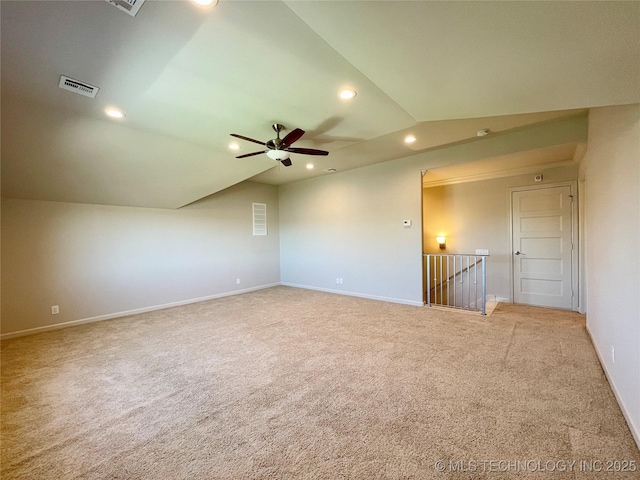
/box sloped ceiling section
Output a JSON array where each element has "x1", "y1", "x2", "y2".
[
  {"x1": 286, "y1": 1, "x2": 640, "y2": 120},
  {"x1": 1, "y1": 1, "x2": 638, "y2": 209}
]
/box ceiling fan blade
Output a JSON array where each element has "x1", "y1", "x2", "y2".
[
  {"x1": 230, "y1": 133, "x2": 266, "y2": 146},
  {"x1": 281, "y1": 128, "x2": 305, "y2": 148},
  {"x1": 287, "y1": 147, "x2": 329, "y2": 156},
  {"x1": 236, "y1": 150, "x2": 267, "y2": 159},
  {"x1": 280, "y1": 158, "x2": 293, "y2": 167}
]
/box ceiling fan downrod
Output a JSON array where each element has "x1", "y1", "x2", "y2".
[{"x1": 269, "y1": 124, "x2": 285, "y2": 149}]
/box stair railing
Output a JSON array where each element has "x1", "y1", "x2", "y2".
[{"x1": 424, "y1": 254, "x2": 488, "y2": 315}]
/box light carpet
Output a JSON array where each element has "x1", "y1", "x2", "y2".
[{"x1": 2, "y1": 286, "x2": 638, "y2": 479}]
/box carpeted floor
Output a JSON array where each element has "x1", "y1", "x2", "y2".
[{"x1": 1, "y1": 286, "x2": 638, "y2": 479}]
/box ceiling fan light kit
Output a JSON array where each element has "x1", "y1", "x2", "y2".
[
  {"x1": 266, "y1": 149, "x2": 290, "y2": 161},
  {"x1": 230, "y1": 123, "x2": 328, "y2": 167}
]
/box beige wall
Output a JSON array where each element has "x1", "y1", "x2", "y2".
[
  {"x1": 1, "y1": 181, "x2": 280, "y2": 336},
  {"x1": 579, "y1": 104, "x2": 640, "y2": 446},
  {"x1": 279, "y1": 159, "x2": 424, "y2": 305},
  {"x1": 423, "y1": 165, "x2": 579, "y2": 302},
  {"x1": 279, "y1": 116, "x2": 587, "y2": 306}
]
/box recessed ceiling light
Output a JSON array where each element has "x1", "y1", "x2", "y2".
[
  {"x1": 105, "y1": 108, "x2": 125, "y2": 119},
  {"x1": 476, "y1": 129, "x2": 490, "y2": 137},
  {"x1": 324, "y1": 168, "x2": 337, "y2": 173},
  {"x1": 191, "y1": 0, "x2": 215, "y2": 5},
  {"x1": 306, "y1": 163, "x2": 314, "y2": 170},
  {"x1": 405, "y1": 135, "x2": 416, "y2": 143},
  {"x1": 229, "y1": 143, "x2": 240, "y2": 150},
  {"x1": 339, "y1": 89, "x2": 357, "y2": 100}
]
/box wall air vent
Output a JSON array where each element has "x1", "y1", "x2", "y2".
[
  {"x1": 104, "y1": 0, "x2": 146, "y2": 17},
  {"x1": 252, "y1": 203, "x2": 267, "y2": 236},
  {"x1": 58, "y1": 76, "x2": 99, "y2": 98}
]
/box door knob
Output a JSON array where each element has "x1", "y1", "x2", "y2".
[{"x1": 514, "y1": 251, "x2": 526, "y2": 255}]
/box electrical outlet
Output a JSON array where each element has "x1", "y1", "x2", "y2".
[
  {"x1": 336, "y1": 278, "x2": 343, "y2": 285},
  {"x1": 51, "y1": 305, "x2": 59, "y2": 315},
  {"x1": 611, "y1": 346, "x2": 615, "y2": 364},
  {"x1": 236, "y1": 278, "x2": 241, "y2": 285}
]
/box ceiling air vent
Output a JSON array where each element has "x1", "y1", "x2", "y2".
[
  {"x1": 104, "y1": 0, "x2": 146, "y2": 17},
  {"x1": 58, "y1": 75, "x2": 99, "y2": 98}
]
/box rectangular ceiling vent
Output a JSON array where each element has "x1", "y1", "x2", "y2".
[
  {"x1": 104, "y1": 0, "x2": 146, "y2": 17},
  {"x1": 58, "y1": 75, "x2": 99, "y2": 98}
]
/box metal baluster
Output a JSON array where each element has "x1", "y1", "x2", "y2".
[
  {"x1": 474, "y1": 257, "x2": 478, "y2": 311},
  {"x1": 433, "y1": 255, "x2": 438, "y2": 304},
  {"x1": 463, "y1": 255, "x2": 467, "y2": 309},
  {"x1": 426, "y1": 255, "x2": 431, "y2": 307},
  {"x1": 439, "y1": 255, "x2": 443, "y2": 306},
  {"x1": 436, "y1": 256, "x2": 440, "y2": 305},
  {"x1": 451, "y1": 255, "x2": 454, "y2": 308},
  {"x1": 481, "y1": 256, "x2": 487, "y2": 315}
]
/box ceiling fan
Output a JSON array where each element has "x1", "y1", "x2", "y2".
[{"x1": 230, "y1": 124, "x2": 329, "y2": 167}]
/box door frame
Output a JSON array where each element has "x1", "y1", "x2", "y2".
[{"x1": 508, "y1": 181, "x2": 579, "y2": 310}]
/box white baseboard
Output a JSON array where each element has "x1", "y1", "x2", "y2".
[
  {"x1": 586, "y1": 325, "x2": 640, "y2": 450},
  {"x1": 0, "y1": 283, "x2": 281, "y2": 340},
  {"x1": 281, "y1": 282, "x2": 424, "y2": 307},
  {"x1": 482, "y1": 295, "x2": 509, "y2": 304}
]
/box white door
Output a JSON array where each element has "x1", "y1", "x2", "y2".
[{"x1": 512, "y1": 185, "x2": 574, "y2": 309}]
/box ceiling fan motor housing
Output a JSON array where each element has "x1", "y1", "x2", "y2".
[{"x1": 266, "y1": 139, "x2": 282, "y2": 150}]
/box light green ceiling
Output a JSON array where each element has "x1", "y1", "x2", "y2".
[{"x1": 2, "y1": 1, "x2": 638, "y2": 208}]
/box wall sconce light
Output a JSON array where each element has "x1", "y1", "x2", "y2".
[{"x1": 436, "y1": 236, "x2": 446, "y2": 250}]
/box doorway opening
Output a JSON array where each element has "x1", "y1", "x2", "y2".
[{"x1": 422, "y1": 171, "x2": 580, "y2": 312}]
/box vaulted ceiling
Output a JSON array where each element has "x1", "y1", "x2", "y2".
[{"x1": 2, "y1": 1, "x2": 638, "y2": 208}]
